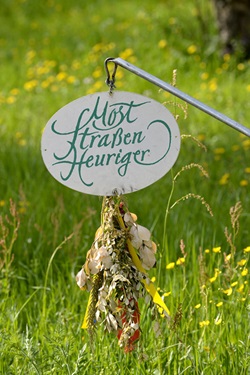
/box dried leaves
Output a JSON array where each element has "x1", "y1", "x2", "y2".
[{"x1": 76, "y1": 196, "x2": 158, "y2": 351}]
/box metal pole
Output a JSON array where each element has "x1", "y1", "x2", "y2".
[{"x1": 105, "y1": 57, "x2": 250, "y2": 137}]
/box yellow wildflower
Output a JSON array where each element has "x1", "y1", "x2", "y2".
[
  {"x1": 18, "y1": 139, "x2": 27, "y2": 146},
  {"x1": 10, "y1": 88, "x2": 19, "y2": 95},
  {"x1": 67, "y1": 76, "x2": 76, "y2": 84},
  {"x1": 194, "y1": 304, "x2": 201, "y2": 309},
  {"x1": 219, "y1": 173, "x2": 230, "y2": 185},
  {"x1": 199, "y1": 320, "x2": 210, "y2": 328},
  {"x1": 201, "y1": 72, "x2": 209, "y2": 80},
  {"x1": 209, "y1": 268, "x2": 220, "y2": 283},
  {"x1": 0, "y1": 200, "x2": 5, "y2": 207},
  {"x1": 41, "y1": 80, "x2": 50, "y2": 89},
  {"x1": 242, "y1": 139, "x2": 250, "y2": 148},
  {"x1": 92, "y1": 67, "x2": 102, "y2": 78},
  {"x1": 240, "y1": 180, "x2": 248, "y2": 187},
  {"x1": 232, "y1": 145, "x2": 240, "y2": 151},
  {"x1": 237, "y1": 284, "x2": 244, "y2": 293},
  {"x1": 214, "y1": 317, "x2": 222, "y2": 325},
  {"x1": 231, "y1": 281, "x2": 238, "y2": 287},
  {"x1": 158, "y1": 39, "x2": 167, "y2": 49},
  {"x1": 56, "y1": 72, "x2": 67, "y2": 81},
  {"x1": 237, "y1": 259, "x2": 247, "y2": 266},
  {"x1": 225, "y1": 254, "x2": 231, "y2": 261},
  {"x1": 209, "y1": 79, "x2": 217, "y2": 92},
  {"x1": 163, "y1": 291, "x2": 171, "y2": 297},
  {"x1": 216, "y1": 302, "x2": 223, "y2": 307},
  {"x1": 209, "y1": 276, "x2": 217, "y2": 283},
  {"x1": 212, "y1": 246, "x2": 221, "y2": 253},
  {"x1": 72, "y1": 60, "x2": 81, "y2": 70},
  {"x1": 223, "y1": 53, "x2": 231, "y2": 62},
  {"x1": 237, "y1": 63, "x2": 245, "y2": 71},
  {"x1": 223, "y1": 287, "x2": 232, "y2": 296},
  {"x1": 24, "y1": 80, "x2": 38, "y2": 91},
  {"x1": 241, "y1": 268, "x2": 248, "y2": 276},
  {"x1": 205, "y1": 249, "x2": 210, "y2": 253},
  {"x1": 187, "y1": 44, "x2": 197, "y2": 54},
  {"x1": 245, "y1": 168, "x2": 250, "y2": 173},
  {"x1": 222, "y1": 62, "x2": 228, "y2": 70},
  {"x1": 214, "y1": 147, "x2": 225, "y2": 155},
  {"x1": 6, "y1": 96, "x2": 16, "y2": 104},
  {"x1": 166, "y1": 262, "x2": 175, "y2": 270},
  {"x1": 119, "y1": 48, "x2": 134, "y2": 60},
  {"x1": 244, "y1": 246, "x2": 250, "y2": 253},
  {"x1": 176, "y1": 257, "x2": 185, "y2": 265},
  {"x1": 151, "y1": 276, "x2": 156, "y2": 283}
]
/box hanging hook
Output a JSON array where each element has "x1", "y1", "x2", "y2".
[{"x1": 104, "y1": 57, "x2": 118, "y2": 94}]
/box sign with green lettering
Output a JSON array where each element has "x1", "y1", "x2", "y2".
[{"x1": 41, "y1": 91, "x2": 180, "y2": 195}]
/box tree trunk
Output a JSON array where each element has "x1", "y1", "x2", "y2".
[{"x1": 212, "y1": 0, "x2": 250, "y2": 58}]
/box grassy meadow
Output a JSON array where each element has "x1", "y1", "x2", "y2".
[{"x1": 0, "y1": 0, "x2": 249, "y2": 374}]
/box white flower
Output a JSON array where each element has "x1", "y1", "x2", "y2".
[
  {"x1": 76, "y1": 268, "x2": 87, "y2": 288},
  {"x1": 139, "y1": 245, "x2": 156, "y2": 270}
]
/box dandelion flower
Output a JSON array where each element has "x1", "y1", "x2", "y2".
[
  {"x1": 214, "y1": 147, "x2": 225, "y2": 155},
  {"x1": 237, "y1": 63, "x2": 245, "y2": 71},
  {"x1": 240, "y1": 180, "x2": 248, "y2": 187},
  {"x1": 187, "y1": 44, "x2": 197, "y2": 54},
  {"x1": 201, "y1": 72, "x2": 209, "y2": 80},
  {"x1": 199, "y1": 320, "x2": 210, "y2": 328},
  {"x1": 158, "y1": 39, "x2": 167, "y2": 49},
  {"x1": 209, "y1": 276, "x2": 217, "y2": 283},
  {"x1": 223, "y1": 287, "x2": 232, "y2": 296},
  {"x1": 176, "y1": 257, "x2": 185, "y2": 265},
  {"x1": 237, "y1": 284, "x2": 244, "y2": 293},
  {"x1": 219, "y1": 173, "x2": 230, "y2": 185},
  {"x1": 194, "y1": 304, "x2": 201, "y2": 309},
  {"x1": 214, "y1": 317, "x2": 222, "y2": 325},
  {"x1": 212, "y1": 246, "x2": 221, "y2": 253},
  {"x1": 163, "y1": 291, "x2": 171, "y2": 297},
  {"x1": 166, "y1": 262, "x2": 175, "y2": 270},
  {"x1": 237, "y1": 259, "x2": 247, "y2": 266},
  {"x1": 231, "y1": 281, "x2": 238, "y2": 287},
  {"x1": 241, "y1": 268, "x2": 248, "y2": 276}
]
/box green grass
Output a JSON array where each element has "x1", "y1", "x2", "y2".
[{"x1": 0, "y1": 0, "x2": 249, "y2": 374}]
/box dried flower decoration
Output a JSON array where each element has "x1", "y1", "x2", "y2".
[{"x1": 76, "y1": 196, "x2": 170, "y2": 352}]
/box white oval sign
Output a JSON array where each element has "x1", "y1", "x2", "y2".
[{"x1": 41, "y1": 91, "x2": 181, "y2": 196}]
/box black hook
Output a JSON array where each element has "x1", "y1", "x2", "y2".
[{"x1": 104, "y1": 57, "x2": 118, "y2": 94}]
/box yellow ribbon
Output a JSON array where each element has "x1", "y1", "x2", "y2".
[{"x1": 116, "y1": 215, "x2": 170, "y2": 317}]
